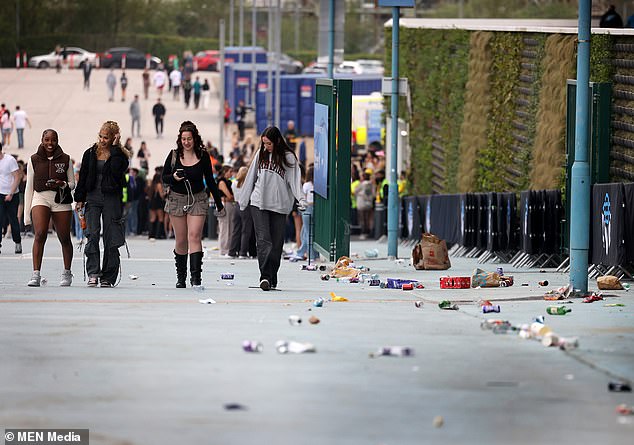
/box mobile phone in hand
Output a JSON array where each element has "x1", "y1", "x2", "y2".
[{"x1": 175, "y1": 169, "x2": 185, "y2": 179}]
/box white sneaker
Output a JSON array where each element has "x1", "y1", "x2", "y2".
[
  {"x1": 27, "y1": 271, "x2": 41, "y2": 287},
  {"x1": 60, "y1": 270, "x2": 73, "y2": 287}
]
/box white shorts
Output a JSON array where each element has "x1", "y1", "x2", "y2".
[{"x1": 31, "y1": 190, "x2": 73, "y2": 213}]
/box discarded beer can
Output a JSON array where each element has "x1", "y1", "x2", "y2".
[
  {"x1": 370, "y1": 346, "x2": 414, "y2": 358},
  {"x1": 438, "y1": 300, "x2": 459, "y2": 310},
  {"x1": 482, "y1": 305, "x2": 501, "y2": 313},
  {"x1": 349, "y1": 277, "x2": 360, "y2": 283},
  {"x1": 496, "y1": 267, "x2": 504, "y2": 276},
  {"x1": 320, "y1": 274, "x2": 330, "y2": 281},
  {"x1": 302, "y1": 264, "x2": 317, "y2": 271},
  {"x1": 402, "y1": 283, "x2": 414, "y2": 291},
  {"x1": 242, "y1": 340, "x2": 263, "y2": 353},
  {"x1": 539, "y1": 280, "x2": 549, "y2": 286},
  {"x1": 608, "y1": 381, "x2": 632, "y2": 392},
  {"x1": 558, "y1": 337, "x2": 579, "y2": 350},
  {"x1": 318, "y1": 265, "x2": 327, "y2": 271},
  {"x1": 221, "y1": 273, "x2": 234, "y2": 280},
  {"x1": 414, "y1": 301, "x2": 424, "y2": 308},
  {"x1": 313, "y1": 297, "x2": 324, "y2": 307},
  {"x1": 288, "y1": 315, "x2": 302, "y2": 326},
  {"x1": 369, "y1": 279, "x2": 381, "y2": 286}
]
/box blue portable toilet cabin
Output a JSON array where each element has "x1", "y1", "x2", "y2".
[
  {"x1": 224, "y1": 63, "x2": 271, "y2": 121},
  {"x1": 224, "y1": 46, "x2": 267, "y2": 65}
]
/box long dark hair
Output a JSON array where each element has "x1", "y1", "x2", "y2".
[
  {"x1": 176, "y1": 120, "x2": 205, "y2": 159},
  {"x1": 257, "y1": 126, "x2": 296, "y2": 170}
]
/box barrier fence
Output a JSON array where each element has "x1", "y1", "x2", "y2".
[{"x1": 399, "y1": 183, "x2": 634, "y2": 278}]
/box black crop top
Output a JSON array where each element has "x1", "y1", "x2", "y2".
[{"x1": 161, "y1": 151, "x2": 224, "y2": 210}]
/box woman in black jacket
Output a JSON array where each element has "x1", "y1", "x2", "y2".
[{"x1": 74, "y1": 121, "x2": 131, "y2": 287}]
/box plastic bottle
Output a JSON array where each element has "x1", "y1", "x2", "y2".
[
  {"x1": 438, "y1": 300, "x2": 459, "y2": 310},
  {"x1": 546, "y1": 305, "x2": 572, "y2": 315},
  {"x1": 242, "y1": 340, "x2": 263, "y2": 352}
]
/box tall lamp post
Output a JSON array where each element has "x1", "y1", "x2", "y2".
[{"x1": 380, "y1": 1, "x2": 414, "y2": 259}]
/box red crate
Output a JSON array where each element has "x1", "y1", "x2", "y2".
[{"x1": 440, "y1": 276, "x2": 471, "y2": 289}]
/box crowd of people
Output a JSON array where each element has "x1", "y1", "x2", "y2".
[{"x1": 0, "y1": 116, "x2": 316, "y2": 291}]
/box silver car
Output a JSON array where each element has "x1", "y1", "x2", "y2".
[{"x1": 29, "y1": 47, "x2": 97, "y2": 69}]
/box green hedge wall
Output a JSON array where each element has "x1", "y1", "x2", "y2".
[{"x1": 387, "y1": 28, "x2": 470, "y2": 195}]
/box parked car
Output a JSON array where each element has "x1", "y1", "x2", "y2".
[
  {"x1": 335, "y1": 61, "x2": 363, "y2": 75},
  {"x1": 100, "y1": 47, "x2": 161, "y2": 69},
  {"x1": 357, "y1": 59, "x2": 384, "y2": 76},
  {"x1": 194, "y1": 50, "x2": 219, "y2": 71},
  {"x1": 278, "y1": 53, "x2": 303, "y2": 74},
  {"x1": 302, "y1": 62, "x2": 328, "y2": 75},
  {"x1": 29, "y1": 46, "x2": 97, "y2": 69}
]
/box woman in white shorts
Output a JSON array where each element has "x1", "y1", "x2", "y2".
[{"x1": 24, "y1": 129, "x2": 75, "y2": 287}]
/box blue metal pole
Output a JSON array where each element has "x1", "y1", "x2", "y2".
[
  {"x1": 328, "y1": 0, "x2": 334, "y2": 78},
  {"x1": 387, "y1": 7, "x2": 399, "y2": 258},
  {"x1": 570, "y1": 0, "x2": 591, "y2": 292}
]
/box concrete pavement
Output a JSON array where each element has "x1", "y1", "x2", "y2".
[{"x1": 0, "y1": 235, "x2": 633, "y2": 445}]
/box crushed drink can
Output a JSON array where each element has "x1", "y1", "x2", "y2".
[
  {"x1": 242, "y1": 340, "x2": 263, "y2": 353},
  {"x1": 349, "y1": 277, "x2": 360, "y2": 283},
  {"x1": 369, "y1": 279, "x2": 381, "y2": 286},
  {"x1": 320, "y1": 274, "x2": 330, "y2": 281},
  {"x1": 414, "y1": 301, "x2": 424, "y2": 308},
  {"x1": 313, "y1": 297, "x2": 324, "y2": 307},
  {"x1": 402, "y1": 283, "x2": 414, "y2": 290},
  {"x1": 608, "y1": 381, "x2": 632, "y2": 392},
  {"x1": 302, "y1": 264, "x2": 317, "y2": 271},
  {"x1": 496, "y1": 267, "x2": 504, "y2": 276},
  {"x1": 482, "y1": 305, "x2": 501, "y2": 313},
  {"x1": 221, "y1": 273, "x2": 234, "y2": 280},
  {"x1": 371, "y1": 346, "x2": 414, "y2": 358}
]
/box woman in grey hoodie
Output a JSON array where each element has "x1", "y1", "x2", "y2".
[{"x1": 239, "y1": 126, "x2": 306, "y2": 290}]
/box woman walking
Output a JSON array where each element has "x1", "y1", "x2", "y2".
[
  {"x1": 147, "y1": 169, "x2": 165, "y2": 240},
  {"x1": 24, "y1": 129, "x2": 75, "y2": 286},
  {"x1": 238, "y1": 126, "x2": 306, "y2": 291},
  {"x1": 74, "y1": 121, "x2": 131, "y2": 287},
  {"x1": 162, "y1": 121, "x2": 224, "y2": 288}
]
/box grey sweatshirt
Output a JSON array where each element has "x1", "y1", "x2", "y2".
[{"x1": 238, "y1": 150, "x2": 306, "y2": 214}]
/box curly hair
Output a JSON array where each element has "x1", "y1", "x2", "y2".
[
  {"x1": 176, "y1": 120, "x2": 205, "y2": 159},
  {"x1": 257, "y1": 126, "x2": 296, "y2": 170},
  {"x1": 96, "y1": 120, "x2": 121, "y2": 158}
]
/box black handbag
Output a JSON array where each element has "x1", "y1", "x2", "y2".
[{"x1": 54, "y1": 186, "x2": 73, "y2": 204}]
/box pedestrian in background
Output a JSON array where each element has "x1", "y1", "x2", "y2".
[
  {"x1": 600, "y1": 4, "x2": 623, "y2": 28},
  {"x1": 170, "y1": 68, "x2": 182, "y2": 100},
  {"x1": 216, "y1": 164, "x2": 236, "y2": 257},
  {"x1": 0, "y1": 142, "x2": 22, "y2": 254},
  {"x1": 82, "y1": 58, "x2": 93, "y2": 90},
  {"x1": 162, "y1": 121, "x2": 224, "y2": 288},
  {"x1": 137, "y1": 140, "x2": 150, "y2": 171},
  {"x1": 125, "y1": 167, "x2": 142, "y2": 236},
  {"x1": 74, "y1": 121, "x2": 131, "y2": 288},
  {"x1": 201, "y1": 79, "x2": 210, "y2": 109},
  {"x1": 106, "y1": 69, "x2": 116, "y2": 102},
  {"x1": 153, "y1": 67, "x2": 166, "y2": 97},
  {"x1": 294, "y1": 165, "x2": 318, "y2": 261},
  {"x1": 130, "y1": 94, "x2": 141, "y2": 138},
  {"x1": 238, "y1": 126, "x2": 306, "y2": 291},
  {"x1": 152, "y1": 98, "x2": 166, "y2": 138},
  {"x1": 182, "y1": 78, "x2": 192, "y2": 109},
  {"x1": 1, "y1": 109, "x2": 13, "y2": 147},
  {"x1": 230, "y1": 166, "x2": 256, "y2": 259},
  {"x1": 24, "y1": 129, "x2": 74, "y2": 287},
  {"x1": 235, "y1": 99, "x2": 247, "y2": 141},
  {"x1": 13, "y1": 106, "x2": 31, "y2": 149},
  {"x1": 142, "y1": 68, "x2": 151, "y2": 100},
  {"x1": 120, "y1": 71, "x2": 128, "y2": 102},
  {"x1": 192, "y1": 76, "x2": 202, "y2": 109},
  {"x1": 146, "y1": 169, "x2": 165, "y2": 240}
]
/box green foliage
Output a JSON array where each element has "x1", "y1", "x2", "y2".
[
  {"x1": 590, "y1": 34, "x2": 615, "y2": 83},
  {"x1": 476, "y1": 32, "x2": 522, "y2": 192},
  {"x1": 424, "y1": 0, "x2": 577, "y2": 18},
  {"x1": 386, "y1": 28, "x2": 469, "y2": 194}
]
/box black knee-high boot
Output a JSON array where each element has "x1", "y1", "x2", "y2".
[
  {"x1": 174, "y1": 250, "x2": 187, "y2": 288},
  {"x1": 189, "y1": 251, "x2": 204, "y2": 286}
]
